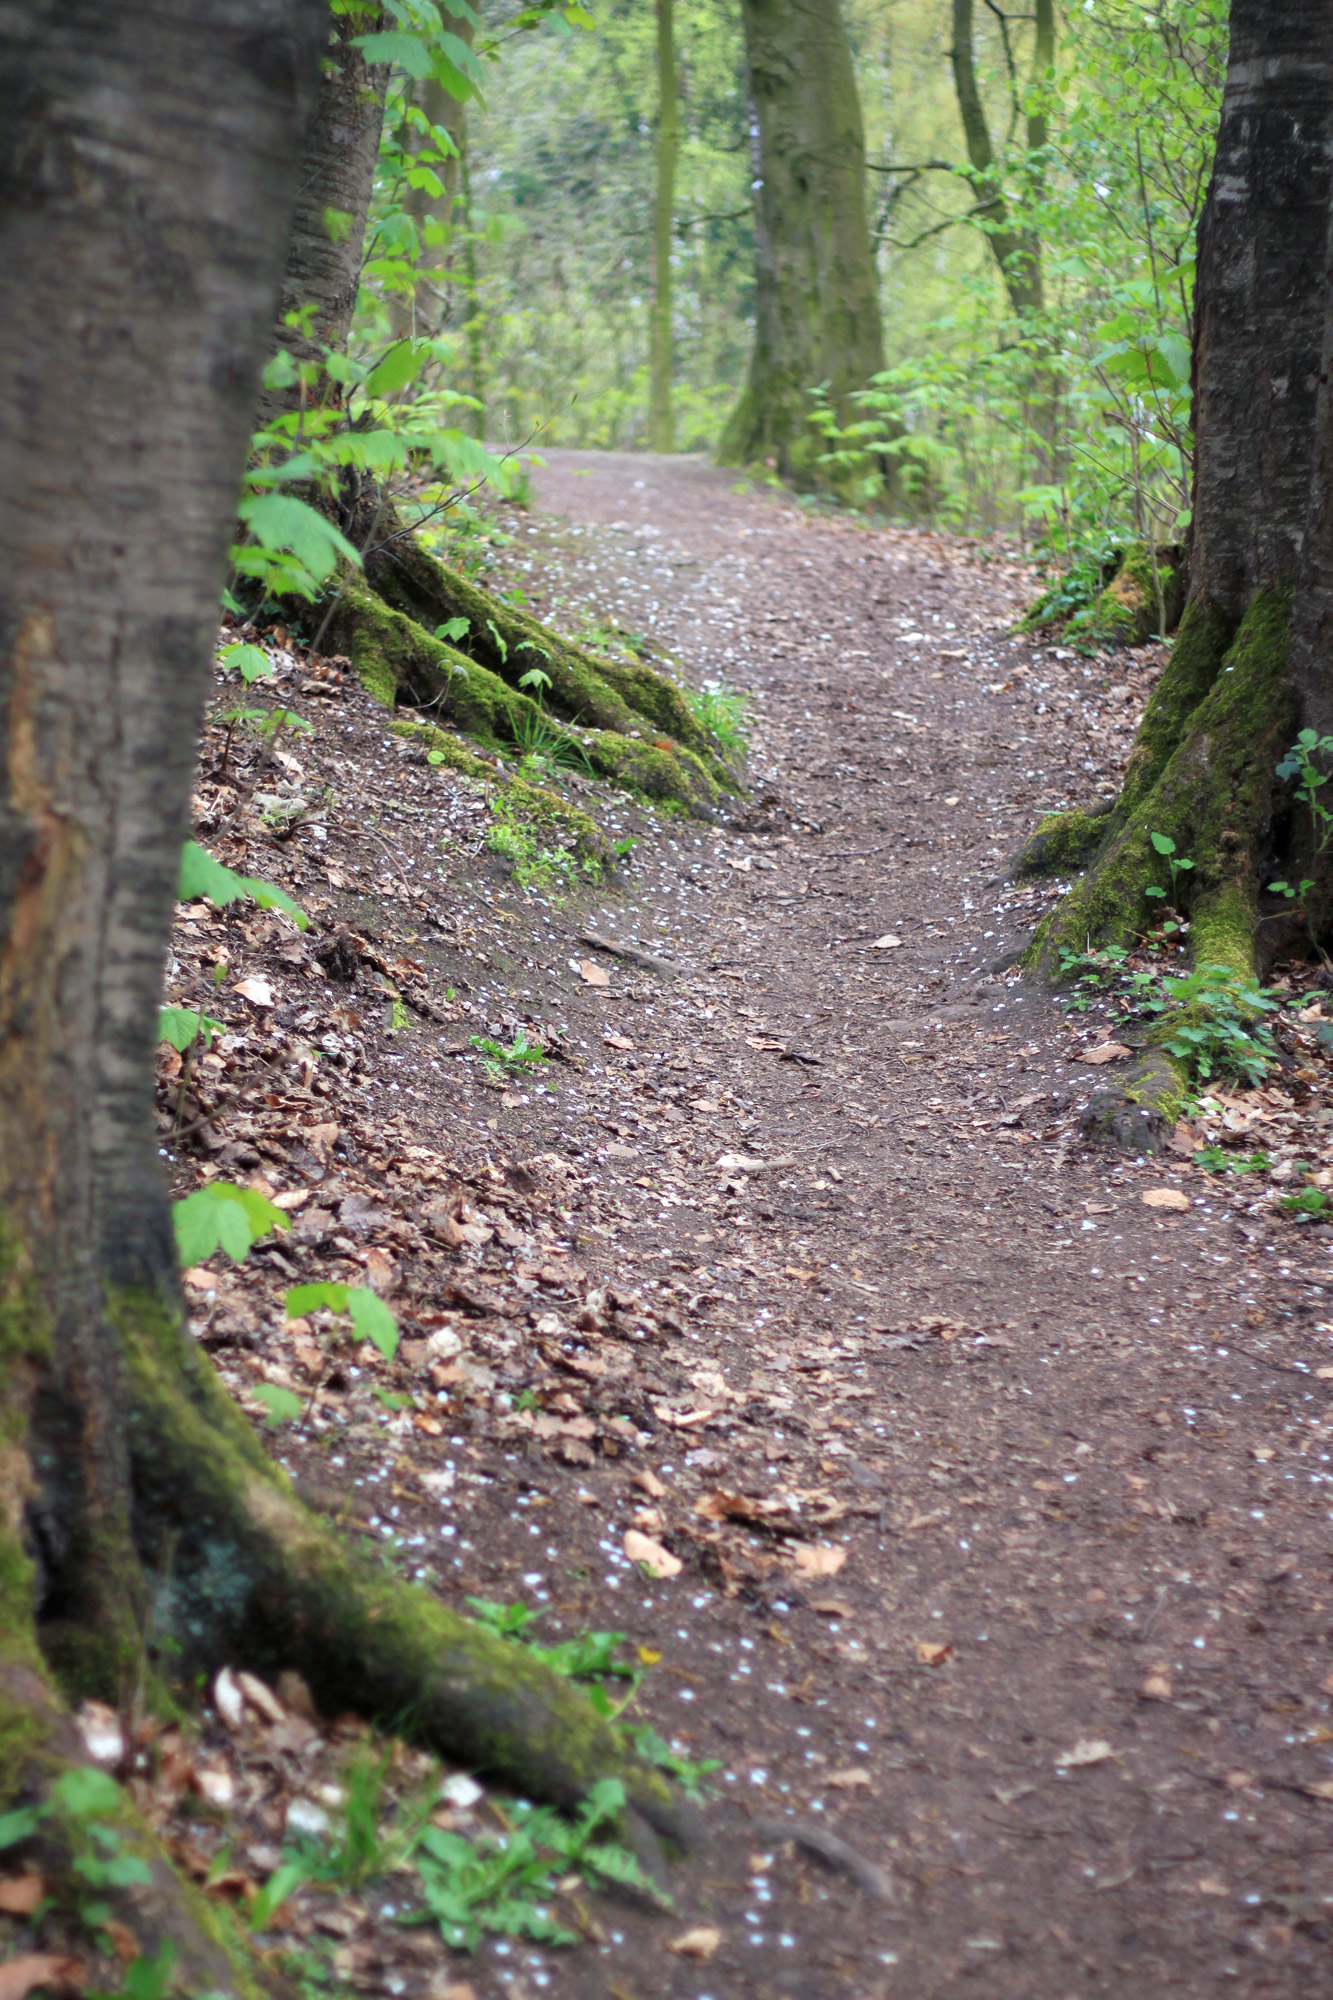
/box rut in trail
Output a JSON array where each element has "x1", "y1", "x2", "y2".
[{"x1": 174, "y1": 450, "x2": 1333, "y2": 1999}]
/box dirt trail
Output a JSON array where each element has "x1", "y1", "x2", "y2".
[{"x1": 170, "y1": 452, "x2": 1333, "y2": 1997}]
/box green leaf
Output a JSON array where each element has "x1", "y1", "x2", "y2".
[
  {"x1": 435, "y1": 615, "x2": 471, "y2": 643},
  {"x1": 364, "y1": 339, "x2": 431, "y2": 399},
  {"x1": 285, "y1": 1280, "x2": 351, "y2": 1318},
  {"x1": 179, "y1": 840, "x2": 307, "y2": 931},
  {"x1": 0, "y1": 1806, "x2": 40, "y2": 1849},
  {"x1": 158, "y1": 1006, "x2": 222, "y2": 1054},
  {"x1": 173, "y1": 1184, "x2": 288, "y2": 1268},
  {"x1": 220, "y1": 643, "x2": 274, "y2": 685},
  {"x1": 52, "y1": 1766, "x2": 122, "y2": 1821},
  {"x1": 250, "y1": 1383, "x2": 305, "y2": 1427},
  {"x1": 349, "y1": 1285, "x2": 399, "y2": 1362},
  {"x1": 1150, "y1": 832, "x2": 1176, "y2": 856},
  {"x1": 250, "y1": 1859, "x2": 310, "y2": 1930},
  {"x1": 352, "y1": 28, "x2": 434, "y2": 75}
]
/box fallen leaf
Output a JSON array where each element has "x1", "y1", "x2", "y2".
[
  {"x1": 631, "y1": 1468, "x2": 668, "y2": 1499},
  {"x1": 827, "y1": 1767, "x2": 871, "y2": 1789},
  {"x1": 271, "y1": 1187, "x2": 311, "y2": 1210},
  {"x1": 233, "y1": 974, "x2": 275, "y2": 1008},
  {"x1": 1140, "y1": 1674, "x2": 1172, "y2": 1701},
  {"x1": 914, "y1": 1639, "x2": 954, "y2": 1667},
  {"x1": 668, "y1": 1926, "x2": 721, "y2": 1960},
  {"x1": 213, "y1": 1665, "x2": 245, "y2": 1730},
  {"x1": 790, "y1": 1543, "x2": 847, "y2": 1579},
  {"x1": 578, "y1": 959, "x2": 610, "y2": 988},
  {"x1": 745, "y1": 1035, "x2": 786, "y2": 1052},
  {"x1": 1225, "y1": 1771, "x2": 1254, "y2": 1790},
  {"x1": 604, "y1": 1141, "x2": 638, "y2": 1161},
  {"x1": 1303, "y1": 1779, "x2": 1333, "y2": 1801},
  {"x1": 623, "y1": 1529, "x2": 683, "y2": 1579},
  {"x1": 0, "y1": 1958, "x2": 82, "y2": 2000},
  {"x1": 1168, "y1": 1122, "x2": 1201, "y2": 1155},
  {"x1": 869, "y1": 934, "x2": 902, "y2": 950},
  {"x1": 236, "y1": 1671, "x2": 285, "y2": 1724},
  {"x1": 1194, "y1": 1877, "x2": 1230, "y2": 1897},
  {"x1": 1080, "y1": 1043, "x2": 1131, "y2": 1065},
  {"x1": 1056, "y1": 1738, "x2": 1114, "y2": 1768},
  {"x1": 0, "y1": 1876, "x2": 44, "y2": 1916},
  {"x1": 603, "y1": 1032, "x2": 635, "y2": 1050},
  {"x1": 810, "y1": 1598, "x2": 855, "y2": 1619},
  {"x1": 1141, "y1": 1187, "x2": 1190, "y2": 1211}
]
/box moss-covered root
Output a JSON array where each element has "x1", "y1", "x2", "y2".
[
  {"x1": 123, "y1": 1300, "x2": 699, "y2": 1845},
  {"x1": 1078, "y1": 1046, "x2": 1188, "y2": 1155},
  {"x1": 1089, "y1": 541, "x2": 1186, "y2": 646},
  {"x1": 1036, "y1": 585, "x2": 1297, "y2": 965},
  {"x1": 365, "y1": 535, "x2": 732, "y2": 782},
  {"x1": 329, "y1": 575, "x2": 723, "y2": 816},
  {"x1": 1011, "y1": 798, "x2": 1115, "y2": 879}
]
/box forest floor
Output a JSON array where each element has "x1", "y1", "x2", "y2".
[{"x1": 133, "y1": 452, "x2": 1333, "y2": 1997}]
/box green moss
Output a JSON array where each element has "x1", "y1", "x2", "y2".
[
  {"x1": 585, "y1": 730, "x2": 721, "y2": 816},
  {"x1": 1188, "y1": 881, "x2": 1257, "y2": 979},
  {"x1": 0, "y1": 1221, "x2": 49, "y2": 1677},
  {"x1": 1013, "y1": 802, "x2": 1113, "y2": 878},
  {"x1": 505, "y1": 776, "x2": 608, "y2": 864},
  {"x1": 1043, "y1": 586, "x2": 1296, "y2": 962},
  {"x1": 1080, "y1": 1046, "x2": 1190, "y2": 1152},
  {"x1": 390, "y1": 719, "x2": 497, "y2": 781},
  {"x1": 1116, "y1": 596, "x2": 1234, "y2": 821}
]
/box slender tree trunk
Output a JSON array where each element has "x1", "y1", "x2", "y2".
[
  {"x1": 718, "y1": 0, "x2": 885, "y2": 483},
  {"x1": 650, "y1": 0, "x2": 679, "y2": 454},
  {"x1": 387, "y1": 5, "x2": 478, "y2": 346},
  {"x1": 258, "y1": 9, "x2": 391, "y2": 424},
  {"x1": 460, "y1": 132, "x2": 487, "y2": 437},
  {"x1": 1024, "y1": 1, "x2": 1333, "y2": 1138}
]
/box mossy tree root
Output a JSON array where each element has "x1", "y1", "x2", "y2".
[
  {"x1": 328, "y1": 574, "x2": 726, "y2": 816},
  {"x1": 122, "y1": 1300, "x2": 697, "y2": 1843},
  {"x1": 1029, "y1": 588, "x2": 1299, "y2": 972}
]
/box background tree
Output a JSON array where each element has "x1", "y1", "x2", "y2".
[
  {"x1": 717, "y1": 0, "x2": 885, "y2": 480},
  {"x1": 1023, "y1": 0, "x2": 1333, "y2": 1091},
  {"x1": 650, "y1": 0, "x2": 680, "y2": 452}
]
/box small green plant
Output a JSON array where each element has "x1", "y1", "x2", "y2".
[
  {"x1": 1145, "y1": 831, "x2": 1194, "y2": 922},
  {"x1": 686, "y1": 679, "x2": 750, "y2": 760},
  {"x1": 1157, "y1": 964, "x2": 1279, "y2": 1087},
  {"x1": 1280, "y1": 1186, "x2": 1332, "y2": 1219},
  {"x1": 510, "y1": 705, "x2": 594, "y2": 776},
  {"x1": 173, "y1": 1182, "x2": 289, "y2": 1265},
  {"x1": 1055, "y1": 942, "x2": 1131, "y2": 1010},
  {"x1": 468, "y1": 1028, "x2": 548, "y2": 1083},
  {"x1": 0, "y1": 1766, "x2": 155, "y2": 1946},
  {"x1": 433, "y1": 615, "x2": 471, "y2": 644},
  {"x1": 286, "y1": 1281, "x2": 400, "y2": 1362},
  {"x1": 411, "y1": 1777, "x2": 667, "y2": 1952},
  {"x1": 220, "y1": 641, "x2": 274, "y2": 684},
  {"x1": 1194, "y1": 1145, "x2": 1273, "y2": 1175},
  {"x1": 1270, "y1": 729, "x2": 1333, "y2": 925}
]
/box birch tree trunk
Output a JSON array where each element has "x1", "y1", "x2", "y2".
[{"x1": 717, "y1": 0, "x2": 884, "y2": 483}]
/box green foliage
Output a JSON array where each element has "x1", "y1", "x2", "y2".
[
  {"x1": 285, "y1": 1281, "x2": 400, "y2": 1362},
  {"x1": 220, "y1": 642, "x2": 275, "y2": 684},
  {"x1": 1145, "y1": 830, "x2": 1194, "y2": 921},
  {"x1": 1156, "y1": 966, "x2": 1280, "y2": 1089},
  {"x1": 173, "y1": 1183, "x2": 289, "y2": 1267},
  {"x1": 179, "y1": 839, "x2": 307, "y2": 931},
  {"x1": 1280, "y1": 1187, "x2": 1333, "y2": 1220},
  {"x1": 1270, "y1": 730, "x2": 1333, "y2": 922},
  {"x1": 412, "y1": 1777, "x2": 667, "y2": 1951},
  {"x1": 1194, "y1": 1145, "x2": 1273, "y2": 1176},
  {"x1": 157, "y1": 1005, "x2": 223, "y2": 1055},
  {"x1": 685, "y1": 679, "x2": 749, "y2": 760},
  {"x1": 468, "y1": 1027, "x2": 548, "y2": 1076}
]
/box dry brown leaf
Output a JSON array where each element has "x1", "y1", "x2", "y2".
[
  {"x1": 1194, "y1": 1877, "x2": 1230, "y2": 1897},
  {"x1": 603, "y1": 1032, "x2": 635, "y2": 1050},
  {"x1": 577, "y1": 959, "x2": 610, "y2": 988},
  {"x1": 790, "y1": 1543, "x2": 847, "y2": 1578},
  {"x1": 869, "y1": 934, "x2": 902, "y2": 950},
  {"x1": 1079, "y1": 1043, "x2": 1131, "y2": 1065},
  {"x1": 0, "y1": 1876, "x2": 45, "y2": 1916},
  {"x1": 1056, "y1": 1737, "x2": 1114, "y2": 1767},
  {"x1": 0, "y1": 1957, "x2": 82, "y2": 2000},
  {"x1": 1304, "y1": 1778, "x2": 1333, "y2": 1801},
  {"x1": 233, "y1": 974, "x2": 275, "y2": 1008},
  {"x1": 810, "y1": 1597, "x2": 855, "y2": 1619},
  {"x1": 914, "y1": 1639, "x2": 953, "y2": 1667},
  {"x1": 667, "y1": 1926, "x2": 721, "y2": 1960},
  {"x1": 1168, "y1": 1122, "x2": 1201, "y2": 1155},
  {"x1": 827, "y1": 1767, "x2": 872, "y2": 1789},
  {"x1": 623, "y1": 1529, "x2": 682, "y2": 1579},
  {"x1": 631, "y1": 1468, "x2": 668, "y2": 1499},
  {"x1": 1140, "y1": 1674, "x2": 1172, "y2": 1702},
  {"x1": 1141, "y1": 1187, "x2": 1190, "y2": 1211}
]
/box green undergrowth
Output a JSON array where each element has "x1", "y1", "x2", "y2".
[
  {"x1": 1058, "y1": 942, "x2": 1282, "y2": 1090},
  {"x1": 1021, "y1": 540, "x2": 1185, "y2": 648}
]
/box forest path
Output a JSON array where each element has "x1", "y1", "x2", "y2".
[
  {"x1": 485, "y1": 448, "x2": 1333, "y2": 1995},
  {"x1": 171, "y1": 455, "x2": 1333, "y2": 1999}
]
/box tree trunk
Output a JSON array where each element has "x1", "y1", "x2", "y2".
[
  {"x1": 258, "y1": 8, "x2": 391, "y2": 425},
  {"x1": 264, "y1": 8, "x2": 734, "y2": 807},
  {"x1": 1023, "y1": 1, "x2": 1333, "y2": 1134},
  {"x1": 717, "y1": 0, "x2": 885, "y2": 484},
  {"x1": 0, "y1": 4, "x2": 697, "y2": 1980},
  {"x1": 387, "y1": 4, "x2": 478, "y2": 351},
  {"x1": 650, "y1": 0, "x2": 679, "y2": 454}
]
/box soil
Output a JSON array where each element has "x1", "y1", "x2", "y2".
[{"x1": 101, "y1": 453, "x2": 1333, "y2": 1993}]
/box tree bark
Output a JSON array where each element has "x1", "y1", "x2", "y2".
[
  {"x1": 387, "y1": 3, "x2": 479, "y2": 354},
  {"x1": 0, "y1": 10, "x2": 697, "y2": 1983},
  {"x1": 1025, "y1": 2, "x2": 1333, "y2": 1131},
  {"x1": 258, "y1": 7, "x2": 391, "y2": 424},
  {"x1": 650, "y1": 0, "x2": 679, "y2": 454},
  {"x1": 717, "y1": 0, "x2": 885, "y2": 483},
  {"x1": 949, "y1": 0, "x2": 1043, "y2": 320}
]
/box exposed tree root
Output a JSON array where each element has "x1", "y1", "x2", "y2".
[
  {"x1": 321, "y1": 528, "x2": 737, "y2": 817},
  {"x1": 121, "y1": 1299, "x2": 696, "y2": 1840}
]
